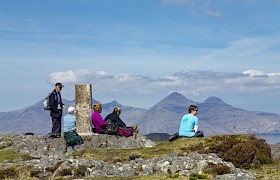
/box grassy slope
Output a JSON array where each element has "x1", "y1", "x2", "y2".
[{"x1": 73, "y1": 135, "x2": 280, "y2": 179}]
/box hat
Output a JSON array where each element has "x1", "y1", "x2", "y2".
[
  {"x1": 55, "y1": 82, "x2": 64, "y2": 88},
  {"x1": 68, "y1": 106, "x2": 75, "y2": 113}
]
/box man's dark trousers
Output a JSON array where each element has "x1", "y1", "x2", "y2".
[{"x1": 52, "y1": 116, "x2": 62, "y2": 136}]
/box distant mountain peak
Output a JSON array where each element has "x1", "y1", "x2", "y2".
[
  {"x1": 161, "y1": 92, "x2": 189, "y2": 103},
  {"x1": 203, "y1": 96, "x2": 225, "y2": 104},
  {"x1": 155, "y1": 92, "x2": 195, "y2": 107},
  {"x1": 109, "y1": 100, "x2": 121, "y2": 106},
  {"x1": 167, "y1": 92, "x2": 186, "y2": 99}
]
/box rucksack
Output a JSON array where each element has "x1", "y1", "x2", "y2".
[
  {"x1": 43, "y1": 92, "x2": 56, "y2": 110},
  {"x1": 104, "y1": 120, "x2": 119, "y2": 135},
  {"x1": 43, "y1": 93, "x2": 51, "y2": 110}
]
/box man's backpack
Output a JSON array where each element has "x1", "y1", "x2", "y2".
[
  {"x1": 43, "y1": 93, "x2": 52, "y2": 110},
  {"x1": 43, "y1": 93, "x2": 50, "y2": 110}
]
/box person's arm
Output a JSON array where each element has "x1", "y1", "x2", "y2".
[
  {"x1": 59, "y1": 93, "x2": 64, "y2": 109},
  {"x1": 193, "y1": 125, "x2": 198, "y2": 133},
  {"x1": 104, "y1": 114, "x2": 110, "y2": 121},
  {"x1": 193, "y1": 117, "x2": 199, "y2": 133},
  {"x1": 97, "y1": 113, "x2": 109, "y2": 127}
]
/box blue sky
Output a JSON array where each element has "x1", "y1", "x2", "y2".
[{"x1": 1, "y1": 0, "x2": 280, "y2": 113}]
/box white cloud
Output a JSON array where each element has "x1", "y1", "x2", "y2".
[
  {"x1": 243, "y1": 70, "x2": 267, "y2": 77},
  {"x1": 243, "y1": 70, "x2": 280, "y2": 77},
  {"x1": 48, "y1": 69, "x2": 92, "y2": 84},
  {"x1": 92, "y1": 71, "x2": 113, "y2": 79},
  {"x1": 116, "y1": 74, "x2": 147, "y2": 82},
  {"x1": 48, "y1": 69, "x2": 280, "y2": 100}
]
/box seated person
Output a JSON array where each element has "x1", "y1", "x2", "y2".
[
  {"x1": 91, "y1": 102, "x2": 109, "y2": 134},
  {"x1": 105, "y1": 106, "x2": 128, "y2": 128},
  {"x1": 179, "y1": 105, "x2": 204, "y2": 138},
  {"x1": 63, "y1": 106, "x2": 83, "y2": 148},
  {"x1": 104, "y1": 106, "x2": 138, "y2": 138}
]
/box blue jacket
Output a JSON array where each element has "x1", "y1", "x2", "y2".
[{"x1": 63, "y1": 114, "x2": 76, "y2": 132}]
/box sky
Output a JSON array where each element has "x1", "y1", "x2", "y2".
[{"x1": 1, "y1": 0, "x2": 280, "y2": 113}]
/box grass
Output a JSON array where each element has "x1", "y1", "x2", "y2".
[
  {"x1": 0, "y1": 149, "x2": 39, "y2": 164},
  {"x1": 80, "y1": 137, "x2": 206, "y2": 163},
  {"x1": 0, "y1": 165, "x2": 38, "y2": 180},
  {"x1": 77, "y1": 135, "x2": 255, "y2": 163},
  {"x1": 0, "y1": 149, "x2": 20, "y2": 163},
  {"x1": 249, "y1": 159, "x2": 280, "y2": 180}
]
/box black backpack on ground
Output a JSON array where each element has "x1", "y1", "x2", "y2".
[{"x1": 104, "y1": 119, "x2": 119, "y2": 135}]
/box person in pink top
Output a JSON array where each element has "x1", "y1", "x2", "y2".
[{"x1": 91, "y1": 102, "x2": 109, "y2": 133}]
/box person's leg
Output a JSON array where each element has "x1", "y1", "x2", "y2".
[
  {"x1": 56, "y1": 116, "x2": 62, "y2": 136},
  {"x1": 133, "y1": 125, "x2": 139, "y2": 133},
  {"x1": 52, "y1": 116, "x2": 61, "y2": 137},
  {"x1": 117, "y1": 127, "x2": 133, "y2": 137},
  {"x1": 133, "y1": 125, "x2": 139, "y2": 139},
  {"x1": 51, "y1": 117, "x2": 57, "y2": 134},
  {"x1": 169, "y1": 132, "x2": 179, "y2": 142},
  {"x1": 194, "y1": 131, "x2": 204, "y2": 137}
]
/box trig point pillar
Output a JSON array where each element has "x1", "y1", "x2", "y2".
[{"x1": 75, "y1": 84, "x2": 94, "y2": 135}]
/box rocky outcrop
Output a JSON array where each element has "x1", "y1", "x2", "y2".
[
  {"x1": 0, "y1": 134, "x2": 256, "y2": 179},
  {"x1": 23, "y1": 152, "x2": 255, "y2": 180},
  {"x1": 0, "y1": 134, "x2": 155, "y2": 159}
]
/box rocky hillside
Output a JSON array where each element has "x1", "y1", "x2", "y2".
[{"x1": 0, "y1": 134, "x2": 260, "y2": 179}]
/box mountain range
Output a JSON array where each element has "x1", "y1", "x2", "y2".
[{"x1": 1, "y1": 92, "x2": 280, "y2": 136}]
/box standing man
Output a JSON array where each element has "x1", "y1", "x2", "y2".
[
  {"x1": 179, "y1": 105, "x2": 204, "y2": 138},
  {"x1": 49, "y1": 82, "x2": 65, "y2": 138}
]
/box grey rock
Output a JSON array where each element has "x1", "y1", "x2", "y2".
[{"x1": 0, "y1": 134, "x2": 256, "y2": 179}]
